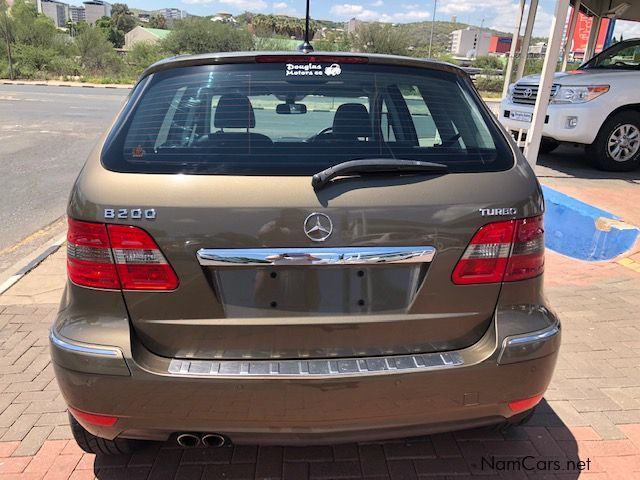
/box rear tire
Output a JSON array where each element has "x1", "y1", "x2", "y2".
[
  {"x1": 539, "y1": 138, "x2": 560, "y2": 154},
  {"x1": 586, "y1": 111, "x2": 640, "y2": 171},
  {"x1": 69, "y1": 412, "x2": 143, "y2": 455}
]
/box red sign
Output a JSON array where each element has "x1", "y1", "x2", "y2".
[{"x1": 569, "y1": 9, "x2": 609, "y2": 54}]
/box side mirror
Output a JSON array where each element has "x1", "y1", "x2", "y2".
[{"x1": 276, "y1": 103, "x2": 307, "y2": 114}]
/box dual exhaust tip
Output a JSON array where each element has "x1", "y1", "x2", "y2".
[{"x1": 176, "y1": 433, "x2": 227, "y2": 448}]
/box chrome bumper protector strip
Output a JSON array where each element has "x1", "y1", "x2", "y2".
[
  {"x1": 168, "y1": 351, "x2": 464, "y2": 377},
  {"x1": 49, "y1": 330, "x2": 121, "y2": 357},
  {"x1": 497, "y1": 322, "x2": 561, "y2": 364},
  {"x1": 196, "y1": 246, "x2": 436, "y2": 267}
]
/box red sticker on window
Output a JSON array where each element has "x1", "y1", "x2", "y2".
[{"x1": 132, "y1": 146, "x2": 145, "y2": 158}]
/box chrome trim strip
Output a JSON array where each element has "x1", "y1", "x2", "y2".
[
  {"x1": 168, "y1": 351, "x2": 463, "y2": 377},
  {"x1": 504, "y1": 325, "x2": 560, "y2": 346},
  {"x1": 497, "y1": 322, "x2": 560, "y2": 364},
  {"x1": 49, "y1": 330, "x2": 121, "y2": 357},
  {"x1": 197, "y1": 246, "x2": 436, "y2": 267}
]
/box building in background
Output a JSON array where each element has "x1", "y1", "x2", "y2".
[
  {"x1": 450, "y1": 27, "x2": 493, "y2": 57},
  {"x1": 124, "y1": 26, "x2": 171, "y2": 49},
  {"x1": 569, "y1": 11, "x2": 609, "y2": 61},
  {"x1": 38, "y1": 0, "x2": 69, "y2": 28},
  {"x1": 68, "y1": 4, "x2": 85, "y2": 23},
  {"x1": 212, "y1": 12, "x2": 235, "y2": 23},
  {"x1": 488, "y1": 35, "x2": 521, "y2": 54},
  {"x1": 345, "y1": 18, "x2": 362, "y2": 35},
  {"x1": 83, "y1": 0, "x2": 111, "y2": 25},
  {"x1": 158, "y1": 8, "x2": 187, "y2": 21},
  {"x1": 528, "y1": 42, "x2": 548, "y2": 57}
]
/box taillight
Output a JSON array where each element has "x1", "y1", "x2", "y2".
[
  {"x1": 67, "y1": 219, "x2": 178, "y2": 291},
  {"x1": 68, "y1": 406, "x2": 118, "y2": 427},
  {"x1": 108, "y1": 225, "x2": 179, "y2": 290},
  {"x1": 504, "y1": 216, "x2": 545, "y2": 281},
  {"x1": 67, "y1": 219, "x2": 119, "y2": 289},
  {"x1": 256, "y1": 55, "x2": 368, "y2": 64},
  {"x1": 452, "y1": 215, "x2": 544, "y2": 285},
  {"x1": 508, "y1": 393, "x2": 544, "y2": 412}
]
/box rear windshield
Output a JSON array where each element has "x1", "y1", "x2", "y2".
[{"x1": 102, "y1": 60, "x2": 513, "y2": 175}]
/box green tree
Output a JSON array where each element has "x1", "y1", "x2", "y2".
[
  {"x1": 149, "y1": 14, "x2": 167, "y2": 29},
  {"x1": 474, "y1": 56, "x2": 504, "y2": 72},
  {"x1": 313, "y1": 29, "x2": 351, "y2": 52},
  {"x1": 0, "y1": 0, "x2": 15, "y2": 79},
  {"x1": 250, "y1": 13, "x2": 316, "y2": 40},
  {"x1": 11, "y1": 0, "x2": 58, "y2": 48},
  {"x1": 350, "y1": 23, "x2": 409, "y2": 56},
  {"x1": 96, "y1": 16, "x2": 124, "y2": 48},
  {"x1": 111, "y1": 3, "x2": 136, "y2": 33},
  {"x1": 75, "y1": 26, "x2": 122, "y2": 74},
  {"x1": 126, "y1": 41, "x2": 164, "y2": 75},
  {"x1": 162, "y1": 17, "x2": 253, "y2": 55}
]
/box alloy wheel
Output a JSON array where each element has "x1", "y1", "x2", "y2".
[{"x1": 607, "y1": 123, "x2": 640, "y2": 162}]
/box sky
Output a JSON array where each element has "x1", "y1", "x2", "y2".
[{"x1": 127, "y1": 0, "x2": 640, "y2": 39}]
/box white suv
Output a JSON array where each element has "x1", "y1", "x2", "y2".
[{"x1": 500, "y1": 38, "x2": 640, "y2": 171}]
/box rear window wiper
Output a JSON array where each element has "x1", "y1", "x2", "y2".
[{"x1": 312, "y1": 159, "x2": 449, "y2": 190}]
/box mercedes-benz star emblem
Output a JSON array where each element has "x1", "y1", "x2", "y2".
[
  {"x1": 523, "y1": 87, "x2": 534, "y2": 98},
  {"x1": 304, "y1": 213, "x2": 333, "y2": 242}
]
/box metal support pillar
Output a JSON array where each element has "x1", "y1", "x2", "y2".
[
  {"x1": 584, "y1": 16, "x2": 601, "y2": 60},
  {"x1": 524, "y1": 0, "x2": 571, "y2": 165},
  {"x1": 516, "y1": 0, "x2": 539, "y2": 80},
  {"x1": 561, "y1": 0, "x2": 581, "y2": 71},
  {"x1": 502, "y1": 0, "x2": 526, "y2": 97}
]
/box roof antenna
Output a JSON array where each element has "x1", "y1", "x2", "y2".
[{"x1": 298, "y1": 0, "x2": 314, "y2": 53}]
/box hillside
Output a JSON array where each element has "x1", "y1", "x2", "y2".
[
  {"x1": 396, "y1": 21, "x2": 509, "y2": 56},
  {"x1": 234, "y1": 14, "x2": 517, "y2": 57}
]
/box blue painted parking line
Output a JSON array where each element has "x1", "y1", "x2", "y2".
[{"x1": 542, "y1": 185, "x2": 639, "y2": 261}]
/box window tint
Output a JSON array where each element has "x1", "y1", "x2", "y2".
[{"x1": 104, "y1": 62, "x2": 512, "y2": 175}]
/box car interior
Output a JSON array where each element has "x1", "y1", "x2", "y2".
[{"x1": 112, "y1": 69, "x2": 509, "y2": 174}]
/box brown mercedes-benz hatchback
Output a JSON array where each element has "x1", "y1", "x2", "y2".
[{"x1": 51, "y1": 51, "x2": 560, "y2": 454}]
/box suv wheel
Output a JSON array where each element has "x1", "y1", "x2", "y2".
[
  {"x1": 69, "y1": 412, "x2": 143, "y2": 455},
  {"x1": 539, "y1": 138, "x2": 560, "y2": 154},
  {"x1": 587, "y1": 111, "x2": 640, "y2": 171}
]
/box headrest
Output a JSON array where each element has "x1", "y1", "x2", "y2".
[
  {"x1": 332, "y1": 103, "x2": 371, "y2": 139},
  {"x1": 214, "y1": 93, "x2": 256, "y2": 129}
]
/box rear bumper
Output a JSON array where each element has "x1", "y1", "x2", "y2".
[{"x1": 51, "y1": 306, "x2": 560, "y2": 445}]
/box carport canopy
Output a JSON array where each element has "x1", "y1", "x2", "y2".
[{"x1": 502, "y1": 0, "x2": 640, "y2": 165}]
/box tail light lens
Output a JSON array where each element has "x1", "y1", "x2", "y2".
[
  {"x1": 68, "y1": 406, "x2": 118, "y2": 427},
  {"x1": 256, "y1": 55, "x2": 368, "y2": 64},
  {"x1": 67, "y1": 219, "x2": 119, "y2": 289},
  {"x1": 452, "y1": 215, "x2": 544, "y2": 285},
  {"x1": 108, "y1": 225, "x2": 179, "y2": 290},
  {"x1": 505, "y1": 216, "x2": 545, "y2": 281},
  {"x1": 67, "y1": 219, "x2": 178, "y2": 291},
  {"x1": 508, "y1": 393, "x2": 544, "y2": 412}
]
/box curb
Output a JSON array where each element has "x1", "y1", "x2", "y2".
[
  {"x1": 0, "y1": 234, "x2": 66, "y2": 296},
  {"x1": 1, "y1": 80, "x2": 133, "y2": 90},
  {"x1": 542, "y1": 185, "x2": 640, "y2": 261}
]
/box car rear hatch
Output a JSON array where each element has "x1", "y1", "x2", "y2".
[{"x1": 76, "y1": 54, "x2": 541, "y2": 361}]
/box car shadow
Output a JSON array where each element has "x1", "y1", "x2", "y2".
[
  {"x1": 537, "y1": 145, "x2": 640, "y2": 182},
  {"x1": 91, "y1": 400, "x2": 586, "y2": 479}
]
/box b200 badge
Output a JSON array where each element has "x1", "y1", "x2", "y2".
[{"x1": 104, "y1": 208, "x2": 156, "y2": 220}]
